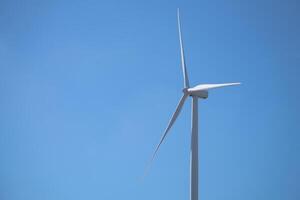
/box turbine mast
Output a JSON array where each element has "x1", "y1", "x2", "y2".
[{"x1": 191, "y1": 96, "x2": 199, "y2": 200}]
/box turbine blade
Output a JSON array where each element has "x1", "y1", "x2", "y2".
[
  {"x1": 145, "y1": 94, "x2": 188, "y2": 175},
  {"x1": 189, "y1": 82, "x2": 241, "y2": 91},
  {"x1": 177, "y1": 8, "x2": 190, "y2": 88}
]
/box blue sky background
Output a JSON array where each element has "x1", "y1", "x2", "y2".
[{"x1": 1, "y1": 0, "x2": 299, "y2": 200}]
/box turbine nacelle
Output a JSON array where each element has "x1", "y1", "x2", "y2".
[
  {"x1": 183, "y1": 87, "x2": 208, "y2": 99},
  {"x1": 189, "y1": 90, "x2": 208, "y2": 99}
]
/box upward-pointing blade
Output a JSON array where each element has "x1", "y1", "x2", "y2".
[
  {"x1": 149, "y1": 94, "x2": 188, "y2": 167},
  {"x1": 177, "y1": 9, "x2": 190, "y2": 88}
]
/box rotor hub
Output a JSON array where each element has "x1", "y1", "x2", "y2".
[{"x1": 182, "y1": 88, "x2": 189, "y2": 94}]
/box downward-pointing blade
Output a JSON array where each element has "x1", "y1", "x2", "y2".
[{"x1": 146, "y1": 94, "x2": 188, "y2": 173}]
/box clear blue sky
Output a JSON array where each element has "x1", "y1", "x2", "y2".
[{"x1": 1, "y1": 0, "x2": 299, "y2": 200}]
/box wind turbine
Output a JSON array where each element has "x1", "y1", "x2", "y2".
[{"x1": 149, "y1": 9, "x2": 240, "y2": 200}]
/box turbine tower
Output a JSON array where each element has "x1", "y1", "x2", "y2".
[{"x1": 149, "y1": 9, "x2": 240, "y2": 200}]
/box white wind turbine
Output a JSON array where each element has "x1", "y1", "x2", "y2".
[{"x1": 149, "y1": 9, "x2": 240, "y2": 200}]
